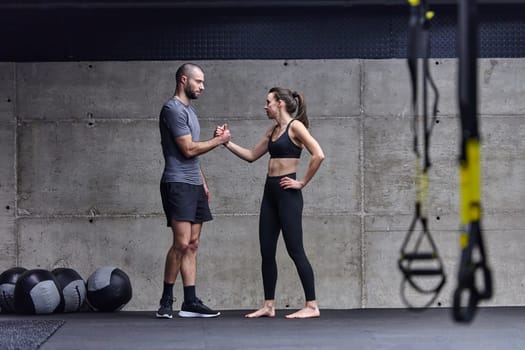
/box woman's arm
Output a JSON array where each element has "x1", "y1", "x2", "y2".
[
  {"x1": 219, "y1": 125, "x2": 272, "y2": 163},
  {"x1": 280, "y1": 122, "x2": 325, "y2": 190}
]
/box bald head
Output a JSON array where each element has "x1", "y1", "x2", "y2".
[
  {"x1": 174, "y1": 63, "x2": 205, "y2": 102},
  {"x1": 175, "y1": 63, "x2": 204, "y2": 85}
]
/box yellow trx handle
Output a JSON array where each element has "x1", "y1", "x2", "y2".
[
  {"x1": 459, "y1": 139, "x2": 481, "y2": 248},
  {"x1": 421, "y1": 171, "x2": 429, "y2": 217},
  {"x1": 415, "y1": 161, "x2": 422, "y2": 204}
]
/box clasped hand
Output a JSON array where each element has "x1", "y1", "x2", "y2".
[{"x1": 214, "y1": 123, "x2": 231, "y2": 143}]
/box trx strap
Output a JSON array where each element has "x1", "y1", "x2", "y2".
[
  {"x1": 453, "y1": 0, "x2": 493, "y2": 323},
  {"x1": 398, "y1": 0, "x2": 445, "y2": 309}
]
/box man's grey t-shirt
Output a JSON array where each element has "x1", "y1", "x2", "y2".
[{"x1": 159, "y1": 98, "x2": 202, "y2": 185}]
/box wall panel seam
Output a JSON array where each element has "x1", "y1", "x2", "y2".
[
  {"x1": 14, "y1": 62, "x2": 20, "y2": 267},
  {"x1": 359, "y1": 59, "x2": 366, "y2": 308}
]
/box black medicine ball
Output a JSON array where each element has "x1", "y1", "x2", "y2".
[
  {"x1": 0, "y1": 267, "x2": 27, "y2": 313},
  {"x1": 14, "y1": 269, "x2": 61, "y2": 314},
  {"x1": 52, "y1": 267, "x2": 87, "y2": 312},
  {"x1": 86, "y1": 266, "x2": 132, "y2": 312}
]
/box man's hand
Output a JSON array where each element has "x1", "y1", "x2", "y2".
[
  {"x1": 204, "y1": 185, "x2": 211, "y2": 202},
  {"x1": 215, "y1": 123, "x2": 230, "y2": 144},
  {"x1": 214, "y1": 123, "x2": 226, "y2": 136}
]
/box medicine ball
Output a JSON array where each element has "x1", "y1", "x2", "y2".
[
  {"x1": 86, "y1": 266, "x2": 132, "y2": 312},
  {"x1": 0, "y1": 267, "x2": 27, "y2": 313},
  {"x1": 52, "y1": 268, "x2": 87, "y2": 313},
  {"x1": 14, "y1": 269, "x2": 61, "y2": 314}
]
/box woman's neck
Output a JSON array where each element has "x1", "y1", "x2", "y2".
[{"x1": 276, "y1": 113, "x2": 293, "y2": 128}]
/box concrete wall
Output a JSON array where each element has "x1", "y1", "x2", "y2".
[{"x1": 0, "y1": 59, "x2": 524, "y2": 311}]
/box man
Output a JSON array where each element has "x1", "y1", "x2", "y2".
[{"x1": 156, "y1": 63, "x2": 230, "y2": 319}]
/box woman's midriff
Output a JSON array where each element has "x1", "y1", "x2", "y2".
[{"x1": 267, "y1": 158, "x2": 300, "y2": 177}]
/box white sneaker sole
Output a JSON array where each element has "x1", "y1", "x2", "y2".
[
  {"x1": 178, "y1": 310, "x2": 221, "y2": 318},
  {"x1": 156, "y1": 312, "x2": 173, "y2": 319}
]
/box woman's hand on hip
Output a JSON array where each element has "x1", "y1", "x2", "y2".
[{"x1": 279, "y1": 177, "x2": 304, "y2": 190}]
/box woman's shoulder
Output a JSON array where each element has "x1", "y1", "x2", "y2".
[{"x1": 289, "y1": 119, "x2": 308, "y2": 134}]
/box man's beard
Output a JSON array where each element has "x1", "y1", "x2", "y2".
[{"x1": 185, "y1": 85, "x2": 199, "y2": 100}]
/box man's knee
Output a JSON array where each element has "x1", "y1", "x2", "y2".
[
  {"x1": 188, "y1": 239, "x2": 199, "y2": 253},
  {"x1": 172, "y1": 242, "x2": 191, "y2": 255}
]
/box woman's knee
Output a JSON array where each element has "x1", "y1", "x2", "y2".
[{"x1": 287, "y1": 247, "x2": 308, "y2": 263}]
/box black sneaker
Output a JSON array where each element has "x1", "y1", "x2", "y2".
[
  {"x1": 178, "y1": 298, "x2": 221, "y2": 318},
  {"x1": 156, "y1": 298, "x2": 174, "y2": 319}
]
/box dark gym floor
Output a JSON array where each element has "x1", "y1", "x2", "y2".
[{"x1": 2, "y1": 307, "x2": 524, "y2": 350}]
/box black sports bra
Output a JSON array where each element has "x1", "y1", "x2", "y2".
[{"x1": 268, "y1": 120, "x2": 303, "y2": 159}]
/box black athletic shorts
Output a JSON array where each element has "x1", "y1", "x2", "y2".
[{"x1": 160, "y1": 182, "x2": 213, "y2": 226}]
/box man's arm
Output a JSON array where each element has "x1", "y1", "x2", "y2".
[{"x1": 176, "y1": 129, "x2": 230, "y2": 158}]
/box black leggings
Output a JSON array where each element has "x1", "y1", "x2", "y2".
[{"x1": 259, "y1": 173, "x2": 316, "y2": 301}]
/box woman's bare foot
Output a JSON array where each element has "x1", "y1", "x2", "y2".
[
  {"x1": 245, "y1": 302, "x2": 275, "y2": 318},
  {"x1": 285, "y1": 302, "x2": 320, "y2": 319}
]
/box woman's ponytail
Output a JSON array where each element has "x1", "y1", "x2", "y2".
[{"x1": 269, "y1": 87, "x2": 309, "y2": 129}]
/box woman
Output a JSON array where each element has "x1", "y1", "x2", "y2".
[{"x1": 216, "y1": 87, "x2": 325, "y2": 319}]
